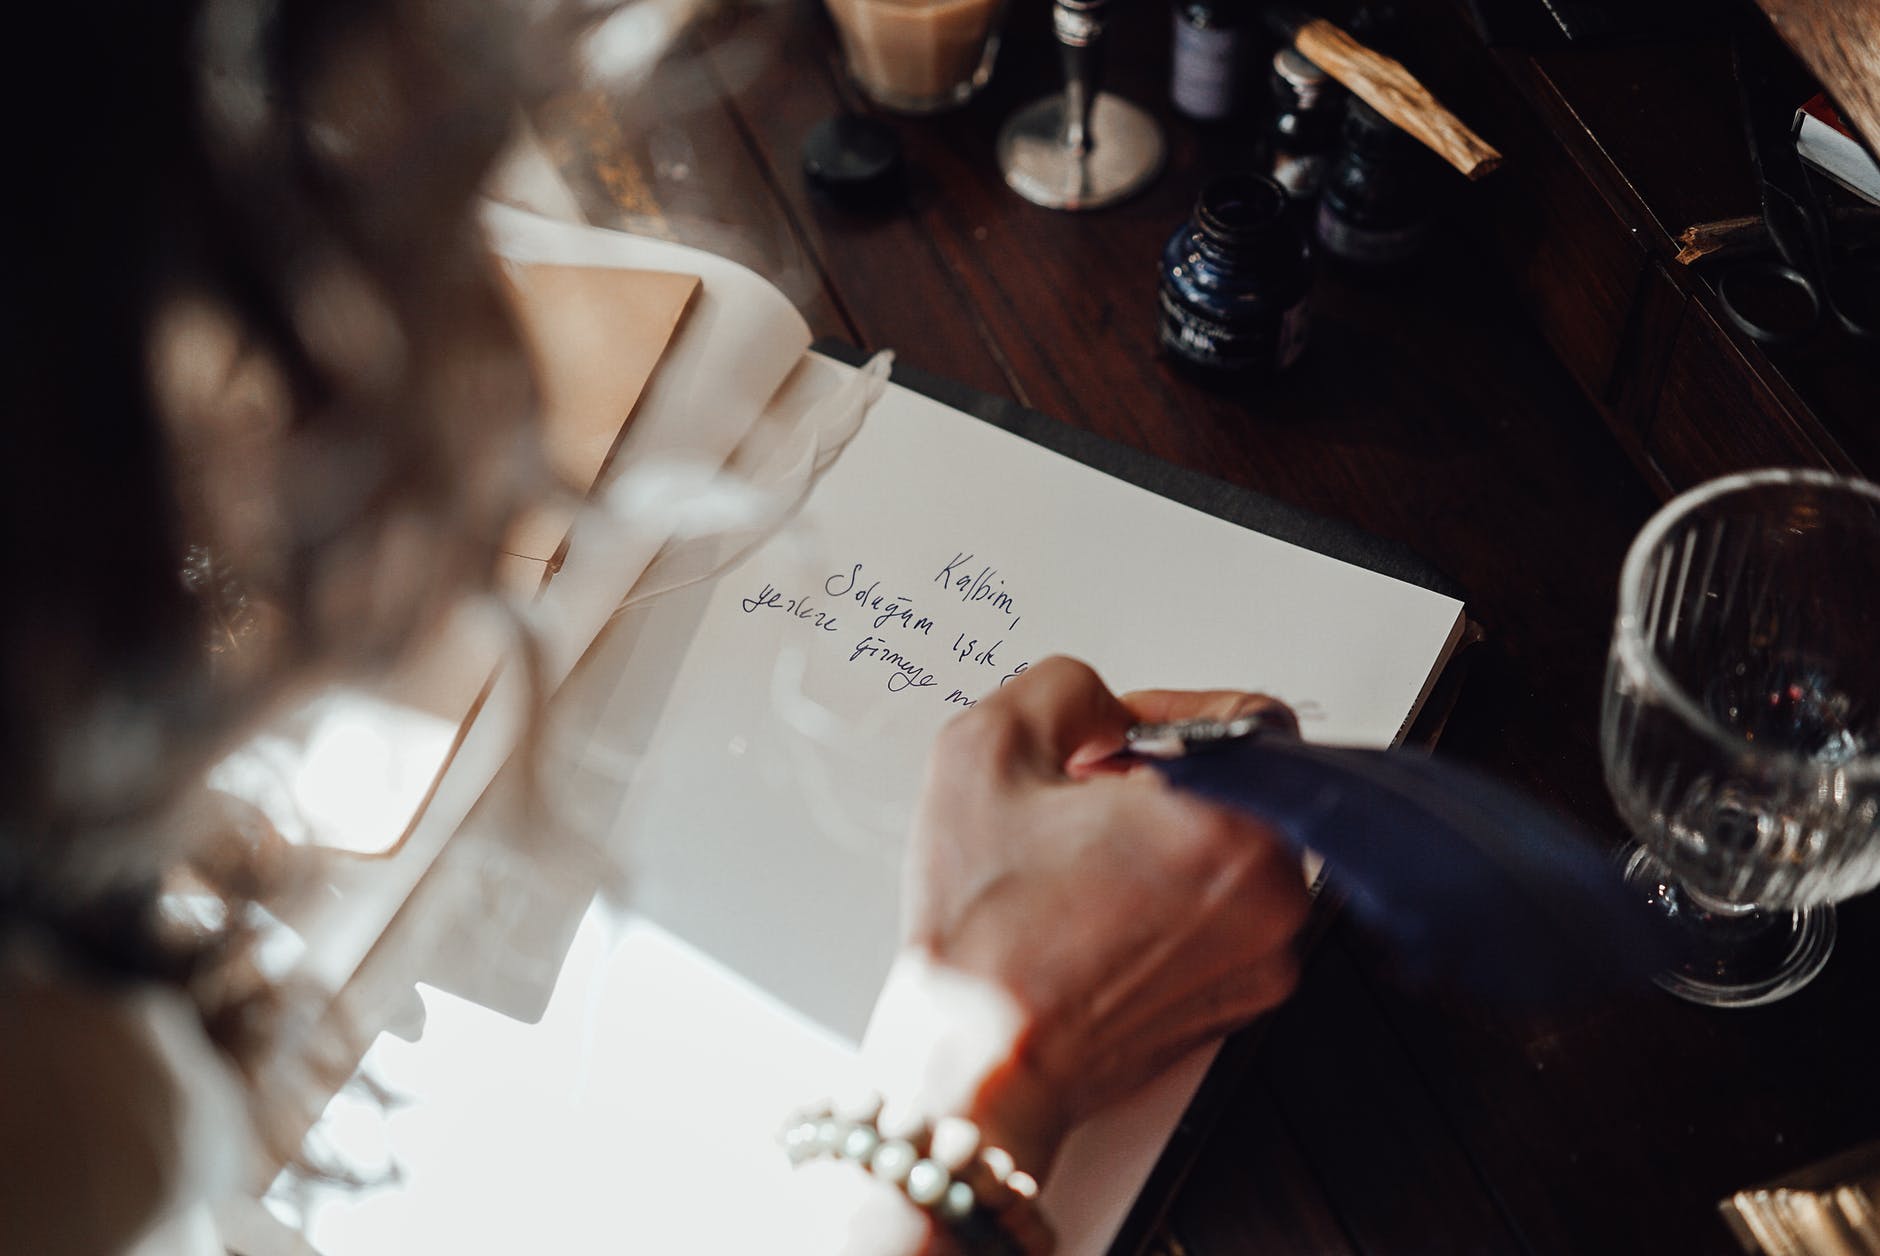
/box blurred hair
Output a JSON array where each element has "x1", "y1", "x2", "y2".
[{"x1": 0, "y1": 0, "x2": 592, "y2": 1122}]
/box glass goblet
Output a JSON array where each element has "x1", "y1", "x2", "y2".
[{"x1": 1602, "y1": 468, "x2": 1880, "y2": 1008}]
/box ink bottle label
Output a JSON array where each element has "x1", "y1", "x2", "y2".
[
  {"x1": 1157, "y1": 288, "x2": 1309, "y2": 374},
  {"x1": 1171, "y1": 16, "x2": 1243, "y2": 120}
]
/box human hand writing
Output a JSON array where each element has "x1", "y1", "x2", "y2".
[{"x1": 888, "y1": 656, "x2": 1311, "y2": 1181}]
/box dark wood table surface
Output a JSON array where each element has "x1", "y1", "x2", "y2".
[{"x1": 538, "y1": 1, "x2": 1880, "y2": 1250}]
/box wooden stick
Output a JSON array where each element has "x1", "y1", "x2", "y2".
[
  {"x1": 1676, "y1": 207, "x2": 1880, "y2": 264},
  {"x1": 1676, "y1": 215, "x2": 1771, "y2": 265},
  {"x1": 1290, "y1": 17, "x2": 1503, "y2": 181}
]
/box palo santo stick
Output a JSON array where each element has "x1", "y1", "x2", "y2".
[
  {"x1": 1676, "y1": 207, "x2": 1880, "y2": 264},
  {"x1": 1279, "y1": 13, "x2": 1502, "y2": 180},
  {"x1": 1677, "y1": 214, "x2": 1768, "y2": 265}
]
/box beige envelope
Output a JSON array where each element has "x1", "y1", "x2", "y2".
[
  {"x1": 368, "y1": 261, "x2": 700, "y2": 842},
  {"x1": 500, "y1": 261, "x2": 701, "y2": 566}
]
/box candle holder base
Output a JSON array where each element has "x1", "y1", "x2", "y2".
[{"x1": 997, "y1": 92, "x2": 1165, "y2": 211}]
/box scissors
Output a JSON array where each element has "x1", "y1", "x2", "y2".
[{"x1": 1720, "y1": 30, "x2": 1880, "y2": 347}]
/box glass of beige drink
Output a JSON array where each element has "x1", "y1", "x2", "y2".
[{"x1": 825, "y1": 0, "x2": 1010, "y2": 114}]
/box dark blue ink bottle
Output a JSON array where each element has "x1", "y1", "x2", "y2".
[
  {"x1": 1315, "y1": 98, "x2": 1437, "y2": 269},
  {"x1": 1156, "y1": 173, "x2": 1311, "y2": 381}
]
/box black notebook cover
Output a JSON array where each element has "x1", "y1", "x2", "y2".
[{"x1": 813, "y1": 341, "x2": 1470, "y2": 1255}]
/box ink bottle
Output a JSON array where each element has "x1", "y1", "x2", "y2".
[
  {"x1": 1265, "y1": 48, "x2": 1339, "y2": 202},
  {"x1": 1170, "y1": 0, "x2": 1249, "y2": 122},
  {"x1": 1156, "y1": 174, "x2": 1311, "y2": 381},
  {"x1": 1315, "y1": 97, "x2": 1435, "y2": 268}
]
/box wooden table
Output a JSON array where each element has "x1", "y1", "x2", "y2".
[{"x1": 536, "y1": 1, "x2": 1880, "y2": 1250}]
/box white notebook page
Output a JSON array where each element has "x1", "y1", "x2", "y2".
[{"x1": 274, "y1": 374, "x2": 1464, "y2": 1256}]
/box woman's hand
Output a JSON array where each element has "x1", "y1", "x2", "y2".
[{"x1": 892, "y1": 656, "x2": 1311, "y2": 1180}]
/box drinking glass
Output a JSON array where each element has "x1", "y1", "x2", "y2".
[
  {"x1": 1602, "y1": 468, "x2": 1880, "y2": 1008},
  {"x1": 825, "y1": 0, "x2": 1010, "y2": 114}
]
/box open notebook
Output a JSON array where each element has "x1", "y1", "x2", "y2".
[{"x1": 241, "y1": 209, "x2": 1466, "y2": 1256}]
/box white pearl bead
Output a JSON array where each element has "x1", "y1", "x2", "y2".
[
  {"x1": 940, "y1": 1180, "x2": 976, "y2": 1222},
  {"x1": 815, "y1": 1119, "x2": 846, "y2": 1154},
  {"x1": 906, "y1": 1160, "x2": 949, "y2": 1206},
  {"x1": 842, "y1": 1125, "x2": 881, "y2": 1163},
  {"x1": 871, "y1": 1138, "x2": 917, "y2": 1185},
  {"x1": 783, "y1": 1124, "x2": 818, "y2": 1164}
]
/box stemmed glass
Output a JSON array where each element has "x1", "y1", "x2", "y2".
[
  {"x1": 996, "y1": 0, "x2": 1164, "y2": 210},
  {"x1": 1602, "y1": 468, "x2": 1880, "y2": 1008}
]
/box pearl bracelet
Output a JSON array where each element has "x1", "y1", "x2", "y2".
[{"x1": 780, "y1": 1098, "x2": 1057, "y2": 1256}]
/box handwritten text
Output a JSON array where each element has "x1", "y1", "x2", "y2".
[
  {"x1": 740, "y1": 583, "x2": 839, "y2": 632},
  {"x1": 935, "y1": 553, "x2": 1021, "y2": 631},
  {"x1": 850, "y1": 636, "x2": 939, "y2": 693},
  {"x1": 825, "y1": 564, "x2": 937, "y2": 635}
]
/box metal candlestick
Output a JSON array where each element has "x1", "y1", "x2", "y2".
[{"x1": 997, "y1": 0, "x2": 1165, "y2": 211}]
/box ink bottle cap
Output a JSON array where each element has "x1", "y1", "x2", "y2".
[
  {"x1": 1339, "y1": 97, "x2": 1410, "y2": 154},
  {"x1": 802, "y1": 114, "x2": 905, "y2": 208},
  {"x1": 1272, "y1": 48, "x2": 1328, "y2": 113}
]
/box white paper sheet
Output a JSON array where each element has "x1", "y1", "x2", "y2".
[
  {"x1": 271, "y1": 372, "x2": 1464, "y2": 1256},
  {"x1": 605, "y1": 378, "x2": 1466, "y2": 1253}
]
